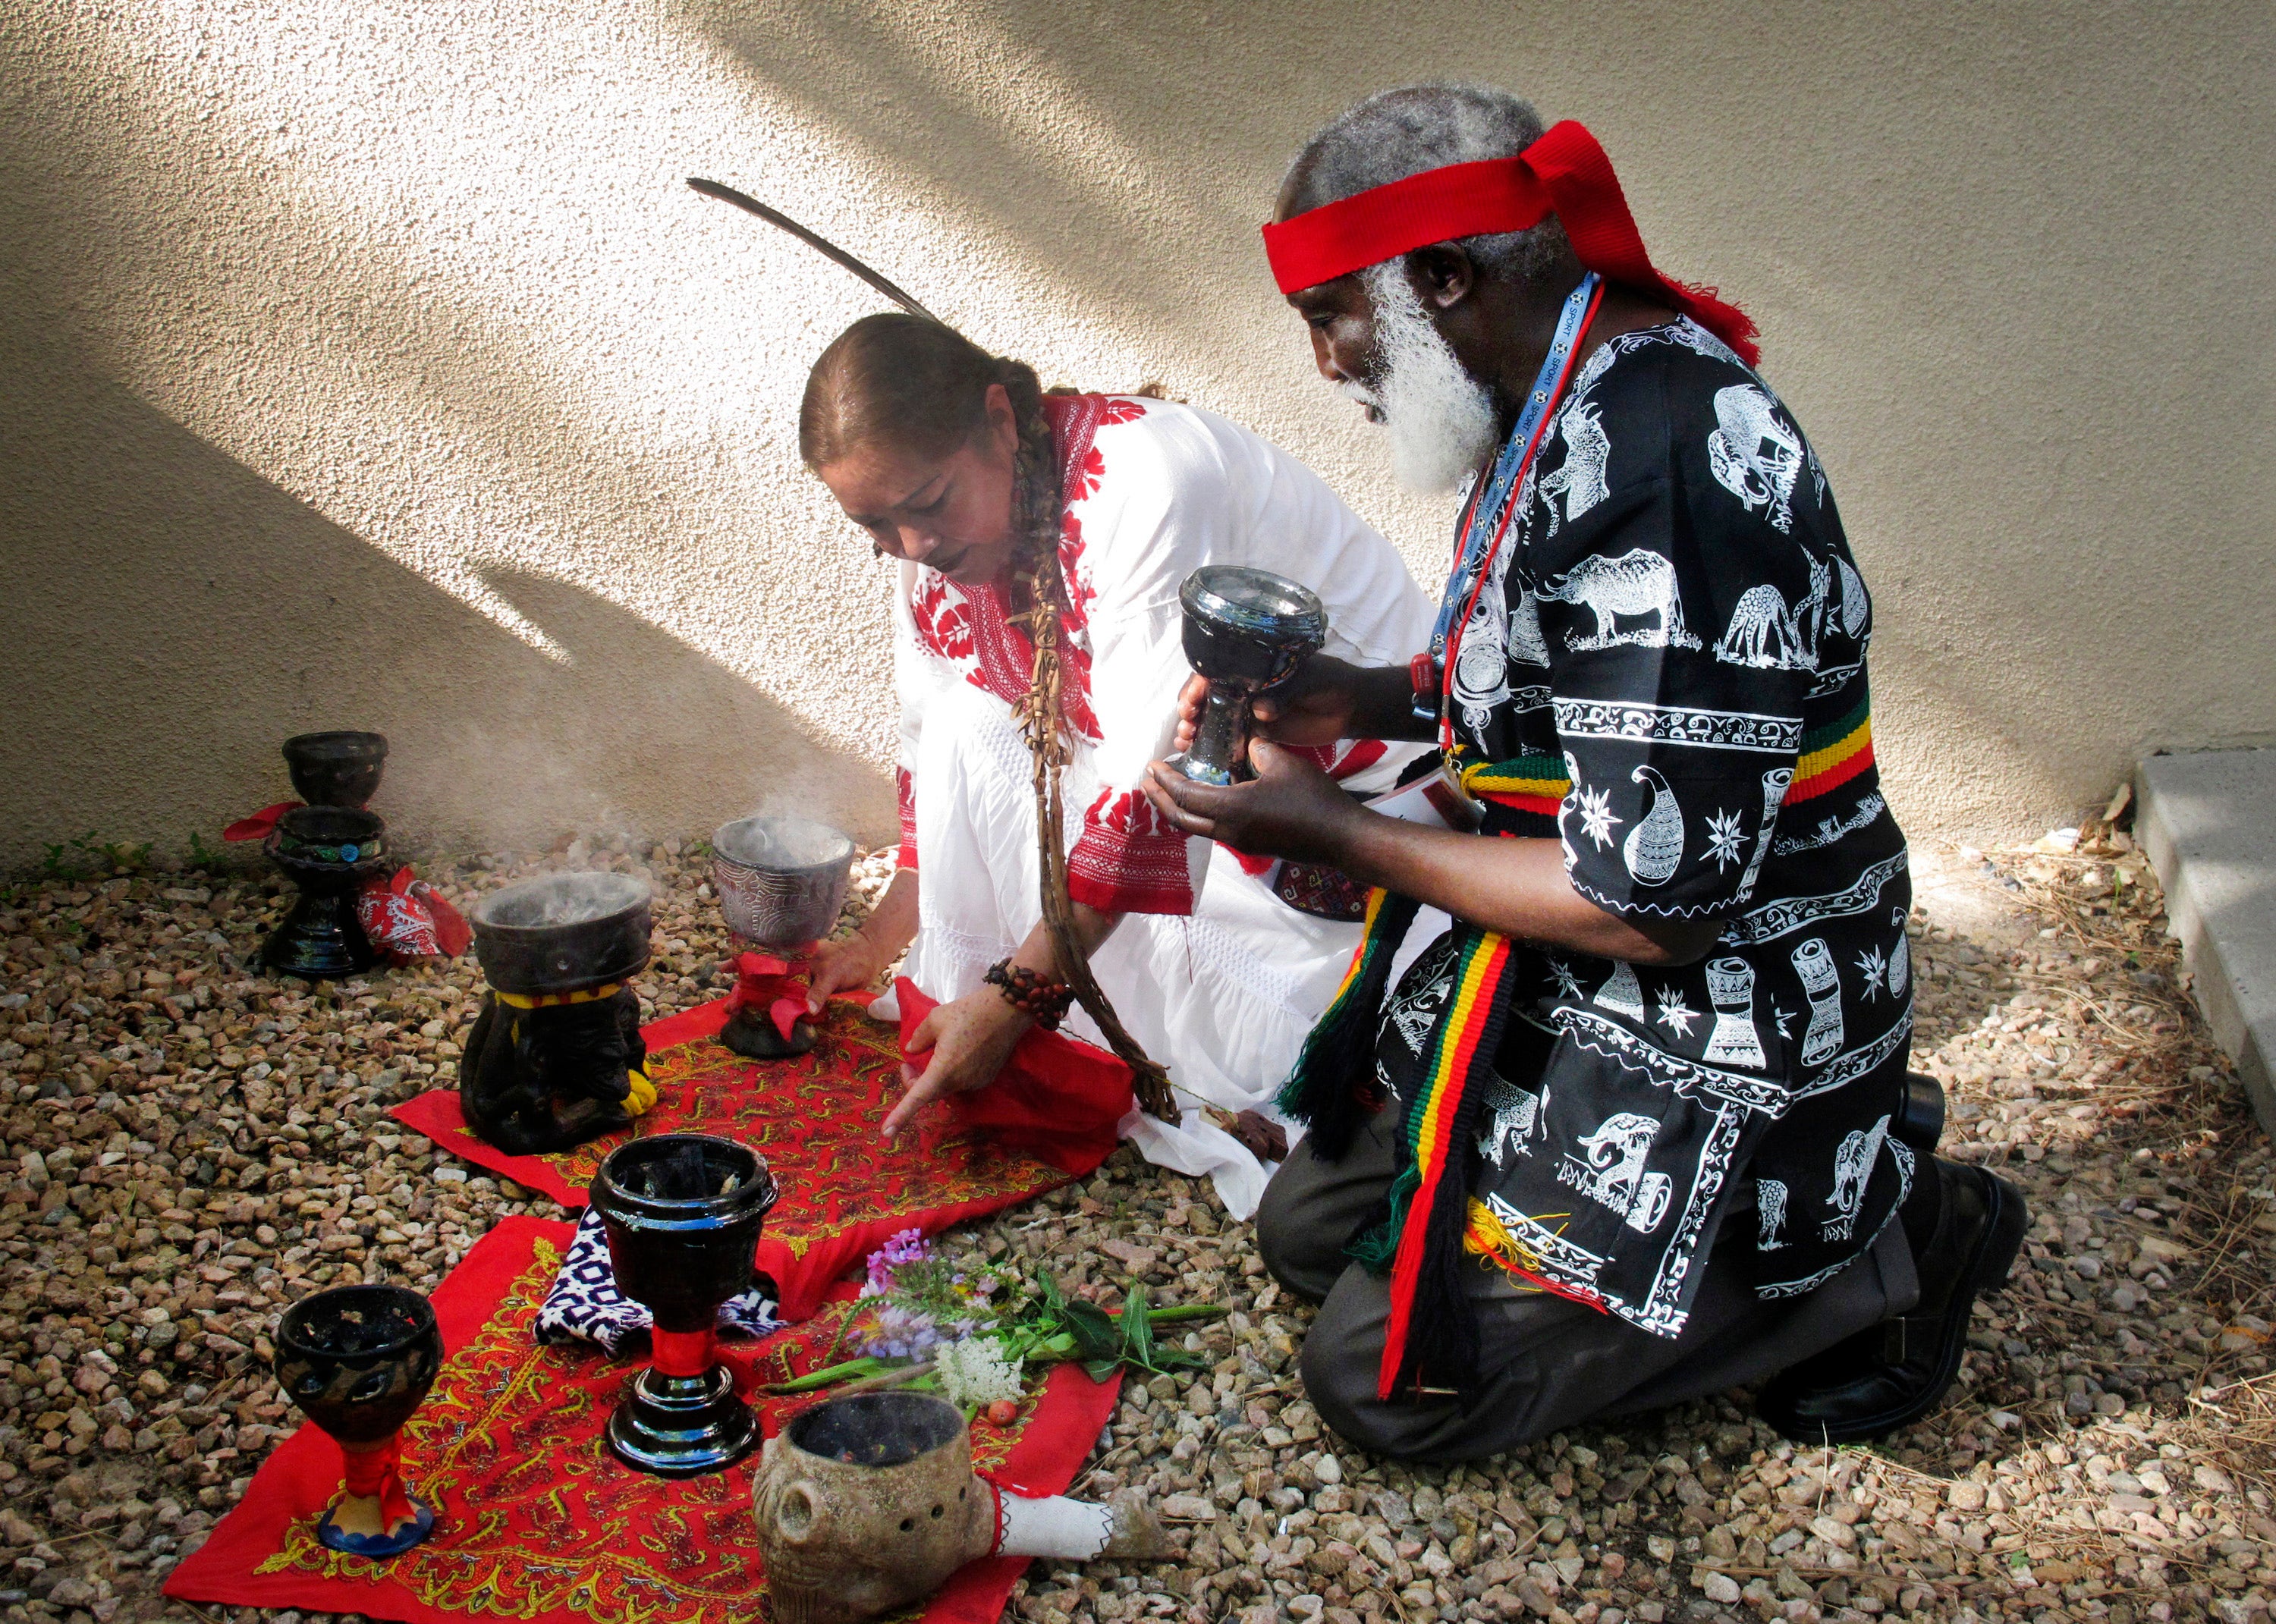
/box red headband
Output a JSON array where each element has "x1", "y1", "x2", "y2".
[{"x1": 1262, "y1": 119, "x2": 1759, "y2": 366}]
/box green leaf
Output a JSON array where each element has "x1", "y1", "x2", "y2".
[
  {"x1": 1119, "y1": 1283, "x2": 1157, "y2": 1371},
  {"x1": 1058, "y1": 1299, "x2": 1122, "y2": 1365}
]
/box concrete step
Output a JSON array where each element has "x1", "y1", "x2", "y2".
[{"x1": 2136, "y1": 746, "x2": 2276, "y2": 1134}]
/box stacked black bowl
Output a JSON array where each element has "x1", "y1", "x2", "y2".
[{"x1": 261, "y1": 730, "x2": 391, "y2": 981}]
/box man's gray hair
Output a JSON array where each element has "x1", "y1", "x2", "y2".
[{"x1": 1284, "y1": 83, "x2": 1571, "y2": 284}]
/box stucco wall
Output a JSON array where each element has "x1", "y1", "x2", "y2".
[{"x1": 2, "y1": 1, "x2": 2270, "y2": 865}]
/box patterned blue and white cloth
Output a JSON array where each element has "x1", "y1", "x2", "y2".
[{"x1": 534, "y1": 1205, "x2": 783, "y2": 1353}]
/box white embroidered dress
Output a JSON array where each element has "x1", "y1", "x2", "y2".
[{"x1": 891, "y1": 394, "x2": 1432, "y2": 1216}]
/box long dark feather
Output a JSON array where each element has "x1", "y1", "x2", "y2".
[{"x1": 686, "y1": 177, "x2": 943, "y2": 325}]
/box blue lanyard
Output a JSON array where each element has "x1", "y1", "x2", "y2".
[{"x1": 1424, "y1": 272, "x2": 1602, "y2": 667}]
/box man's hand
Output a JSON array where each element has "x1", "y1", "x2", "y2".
[
  {"x1": 881, "y1": 988, "x2": 1031, "y2": 1140},
  {"x1": 1170, "y1": 654, "x2": 1381, "y2": 758},
  {"x1": 805, "y1": 929, "x2": 894, "y2": 1013},
  {"x1": 1143, "y1": 740, "x2": 1363, "y2": 865}
]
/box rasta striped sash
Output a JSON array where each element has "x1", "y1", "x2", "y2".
[
  {"x1": 1786, "y1": 683, "x2": 1872, "y2": 806},
  {"x1": 1277, "y1": 753, "x2": 1578, "y2": 1399}
]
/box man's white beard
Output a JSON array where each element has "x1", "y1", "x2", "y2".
[{"x1": 1348, "y1": 262, "x2": 1500, "y2": 495}]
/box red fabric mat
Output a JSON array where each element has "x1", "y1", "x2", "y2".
[
  {"x1": 392, "y1": 985, "x2": 1131, "y2": 1318},
  {"x1": 166, "y1": 1215, "x2": 1121, "y2": 1624}
]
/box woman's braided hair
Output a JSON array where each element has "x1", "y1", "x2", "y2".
[{"x1": 802, "y1": 316, "x2": 1176, "y2": 1120}]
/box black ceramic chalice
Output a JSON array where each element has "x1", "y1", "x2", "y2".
[
  {"x1": 459, "y1": 873, "x2": 656, "y2": 1156},
  {"x1": 274, "y1": 1283, "x2": 444, "y2": 1557},
  {"x1": 592, "y1": 1133, "x2": 778, "y2": 1476},
  {"x1": 262, "y1": 807, "x2": 390, "y2": 980},
  {"x1": 710, "y1": 815, "x2": 857, "y2": 1060},
  {"x1": 1168, "y1": 566, "x2": 1328, "y2": 787},
  {"x1": 282, "y1": 730, "x2": 388, "y2": 809}
]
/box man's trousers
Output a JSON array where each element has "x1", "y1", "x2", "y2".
[{"x1": 1257, "y1": 1109, "x2": 1919, "y2": 1462}]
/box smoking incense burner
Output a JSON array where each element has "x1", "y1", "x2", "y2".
[
  {"x1": 591, "y1": 1133, "x2": 778, "y2": 1475},
  {"x1": 1168, "y1": 565, "x2": 1327, "y2": 787},
  {"x1": 459, "y1": 872, "x2": 655, "y2": 1155},
  {"x1": 710, "y1": 815, "x2": 856, "y2": 1060},
  {"x1": 273, "y1": 1283, "x2": 444, "y2": 1557}
]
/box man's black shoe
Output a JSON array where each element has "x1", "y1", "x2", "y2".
[{"x1": 1756, "y1": 1158, "x2": 2029, "y2": 1444}]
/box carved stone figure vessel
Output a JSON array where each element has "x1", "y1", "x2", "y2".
[
  {"x1": 591, "y1": 1133, "x2": 778, "y2": 1476},
  {"x1": 709, "y1": 815, "x2": 855, "y2": 1060},
  {"x1": 754, "y1": 1390, "x2": 1171, "y2": 1624},
  {"x1": 273, "y1": 1283, "x2": 444, "y2": 1557},
  {"x1": 262, "y1": 807, "x2": 390, "y2": 980},
  {"x1": 460, "y1": 873, "x2": 654, "y2": 1155},
  {"x1": 753, "y1": 1391, "x2": 995, "y2": 1624},
  {"x1": 1168, "y1": 566, "x2": 1327, "y2": 787}
]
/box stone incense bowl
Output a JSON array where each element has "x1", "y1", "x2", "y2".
[{"x1": 282, "y1": 730, "x2": 389, "y2": 809}]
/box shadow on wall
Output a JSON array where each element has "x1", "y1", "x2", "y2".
[{"x1": 0, "y1": 330, "x2": 879, "y2": 865}]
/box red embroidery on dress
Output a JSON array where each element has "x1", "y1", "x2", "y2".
[
  {"x1": 895, "y1": 767, "x2": 919, "y2": 870},
  {"x1": 1068, "y1": 787, "x2": 1193, "y2": 915},
  {"x1": 910, "y1": 571, "x2": 976, "y2": 663}
]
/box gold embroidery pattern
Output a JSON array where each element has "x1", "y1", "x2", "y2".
[{"x1": 254, "y1": 1239, "x2": 1051, "y2": 1622}]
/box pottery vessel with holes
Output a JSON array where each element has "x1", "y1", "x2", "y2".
[
  {"x1": 752, "y1": 1391, "x2": 993, "y2": 1624},
  {"x1": 273, "y1": 1283, "x2": 444, "y2": 1556}
]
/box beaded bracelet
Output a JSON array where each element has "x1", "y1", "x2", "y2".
[{"x1": 983, "y1": 958, "x2": 1075, "y2": 1029}]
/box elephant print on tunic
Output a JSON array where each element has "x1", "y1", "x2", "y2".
[
  {"x1": 1715, "y1": 557, "x2": 1831, "y2": 671},
  {"x1": 1539, "y1": 403, "x2": 1612, "y2": 532},
  {"x1": 1823, "y1": 1114, "x2": 1890, "y2": 1242},
  {"x1": 1706, "y1": 385, "x2": 1805, "y2": 532},
  {"x1": 1623, "y1": 765, "x2": 1685, "y2": 887},
  {"x1": 1756, "y1": 1178, "x2": 1790, "y2": 1250},
  {"x1": 1477, "y1": 1072, "x2": 1548, "y2": 1169},
  {"x1": 1537, "y1": 549, "x2": 1702, "y2": 652},
  {"x1": 1560, "y1": 1111, "x2": 1674, "y2": 1235}
]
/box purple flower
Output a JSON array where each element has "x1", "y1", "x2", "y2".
[
  {"x1": 857, "y1": 1301, "x2": 946, "y2": 1361},
  {"x1": 861, "y1": 1227, "x2": 934, "y2": 1298}
]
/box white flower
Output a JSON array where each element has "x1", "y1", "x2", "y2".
[
  {"x1": 1705, "y1": 808, "x2": 1746, "y2": 872},
  {"x1": 935, "y1": 1335, "x2": 1025, "y2": 1408}
]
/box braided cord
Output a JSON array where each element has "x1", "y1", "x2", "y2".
[{"x1": 1003, "y1": 373, "x2": 1178, "y2": 1122}]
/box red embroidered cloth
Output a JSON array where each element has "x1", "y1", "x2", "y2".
[
  {"x1": 392, "y1": 987, "x2": 1132, "y2": 1318},
  {"x1": 165, "y1": 1216, "x2": 1123, "y2": 1624}
]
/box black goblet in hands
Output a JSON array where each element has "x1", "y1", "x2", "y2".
[
  {"x1": 591, "y1": 1133, "x2": 779, "y2": 1476},
  {"x1": 273, "y1": 1284, "x2": 443, "y2": 1558},
  {"x1": 1167, "y1": 566, "x2": 1327, "y2": 787}
]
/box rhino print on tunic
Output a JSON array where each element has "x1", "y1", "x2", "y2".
[
  {"x1": 1366, "y1": 315, "x2": 1913, "y2": 1339},
  {"x1": 1537, "y1": 548, "x2": 1702, "y2": 652}
]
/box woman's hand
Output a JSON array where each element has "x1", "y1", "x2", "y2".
[
  {"x1": 1170, "y1": 654, "x2": 1377, "y2": 756},
  {"x1": 804, "y1": 928, "x2": 896, "y2": 1013},
  {"x1": 881, "y1": 988, "x2": 1031, "y2": 1140},
  {"x1": 1143, "y1": 740, "x2": 1365, "y2": 865}
]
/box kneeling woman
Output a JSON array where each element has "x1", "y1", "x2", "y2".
[{"x1": 798, "y1": 315, "x2": 1429, "y2": 1214}]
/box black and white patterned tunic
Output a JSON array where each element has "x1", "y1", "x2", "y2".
[{"x1": 1382, "y1": 317, "x2": 1914, "y2": 1335}]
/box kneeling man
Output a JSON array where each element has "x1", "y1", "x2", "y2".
[{"x1": 1146, "y1": 83, "x2": 2027, "y2": 1459}]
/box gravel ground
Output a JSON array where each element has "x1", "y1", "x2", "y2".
[{"x1": 0, "y1": 816, "x2": 2268, "y2": 1624}]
